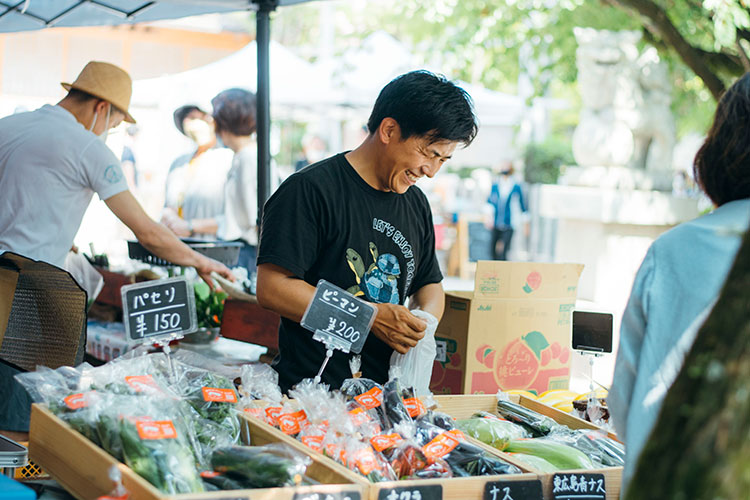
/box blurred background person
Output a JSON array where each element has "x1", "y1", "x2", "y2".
[
  {"x1": 487, "y1": 163, "x2": 527, "y2": 260},
  {"x1": 120, "y1": 124, "x2": 140, "y2": 191},
  {"x1": 164, "y1": 89, "x2": 259, "y2": 277},
  {"x1": 609, "y1": 72, "x2": 750, "y2": 494},
  {"x1": 294, "y1": 132, "x2": 328, "y2": 171},
  {"x1": 161, "y1": 104, "x2": 232, "y2": 238}
]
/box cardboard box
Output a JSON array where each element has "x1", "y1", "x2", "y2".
[
  {"x1": 0, "y1": 252, "x2": 87, "y2": 371},
  {"x1": 431, "y1": 261, "x2": 583, "y2": 395},
  {"x1": 434, "y1": 394, "x2": 622, "y2": 500}
]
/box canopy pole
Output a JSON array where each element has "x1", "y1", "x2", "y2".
[{"x1": 255, "y1": 0, "x2": 277, "y2": 232}]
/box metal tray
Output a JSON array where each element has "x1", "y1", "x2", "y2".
[
  {"x1": 0, "y1": 434, "x2": 28, "y2": 468},
  {"x1": 128, "y1": 239, "x2": 243, "y2": 267}
]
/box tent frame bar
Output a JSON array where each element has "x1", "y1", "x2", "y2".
[{"x1": 0, "y1": 0, "x2": 156, "y2": 27}]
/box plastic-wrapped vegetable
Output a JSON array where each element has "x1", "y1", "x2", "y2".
[
  {"x1": 504, "y1": 439, "x2": 596, "y2": 470},
  {"x1": 344, "y1": 439, "x2": 397, "y2": 483},
  {"x1": 382, "y1": 378, "x2": 412, "y2": 429},
  {"x1": 174, "y1": 366, "x2": 240, "y2": 442},
  {"x1": 400, "y1": 386, "x2": 428, "y2": 419},
  {"x1": 211, "y1": 444, "x2": 311, "y2": 488},
  {"x1": 340, "y1": 356, "x2": 388, "y2": 429},
  {"x1": 496, "y1": 398, "x2": 559, "y2": 437},
  {"x1": 551, "y1": 430, "x2": 625, "y2": 467},
  {"x1": 415, "y1": 414, "x2": 521, "y2": 476},
  {"x1": 507, "y1": 453, "x2": 559, "y2": 473},
  {"x1": 372, "y1": 425, "x2": 452, "y2": 481},
  {"x1": 455, "y1": 415, "x2": 530, "y2": 451}
]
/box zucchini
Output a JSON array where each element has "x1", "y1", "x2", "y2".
[
  {"x1": 508, "y1": 452, "x2": 560, "y2": 473},
  {"x1": 496, "y1": 400, "x2": 558, "y2": 437},
  {"x1": 211, "y1": 445, "x2": 307, "y2": 488},
  {"x1": 505, "y1": 439, "x2": 595, "y2": 470}
]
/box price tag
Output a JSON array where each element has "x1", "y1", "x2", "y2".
[
  {"x1": 301, "y1": 280, "x2": 377, "y2": 354},
  {"x1": 484, "y1": 480, "x2": 543, "y2": 500},
  {"x1": 292, "y1": 491, "x2": 361, "y2": 500},
  {"x1": 121, "y1": 277, "x2": 196, "y2": 345},
  {"x1": 551, "y1": 473, "x2": 606, "y2": 500},
  {"x1": 377, "y1": 485, "x2": 442, "y2": 500}
]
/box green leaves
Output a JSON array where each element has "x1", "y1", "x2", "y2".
[{"x1": 193, "y1": 282, "x2": 227, "y2": 329}]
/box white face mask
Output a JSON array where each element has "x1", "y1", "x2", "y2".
[
  {"x1": 182, "y1": 119, "x2": 214, "y2": 146},
  {"x1": 89, "y1": 104, "x2": 112, "y2": 143}
]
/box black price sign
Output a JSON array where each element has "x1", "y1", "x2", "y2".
[
  {"x1": 301, "y1": 280, "x2": 377, "y2": 354},
  {"x1": 552, "y1": 473, "x2": 606, "y2": 500},
  {"x1": 484, "y1": 480, "x2": 543, "y2": 500},
  {"x1": 377, "y1": 485, "x2": 442, "y2": 500},
  {"x1": 121, "y1": 277, "x2": 196, "y2": 344},
  {"x1": 292, "y1": 491, "x2": 361, "y2": 500}
]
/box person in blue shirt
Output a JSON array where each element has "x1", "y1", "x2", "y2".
[
  {"x1": 487, "y1": 165, "x2": 527, "y2": 260},
  {"x1": 609, "y1": 72, "x2": 750, "y2": 494}
]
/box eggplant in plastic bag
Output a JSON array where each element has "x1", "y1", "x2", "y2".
[
  {"x1": 415, "y1": 413, "x2": 521, "y2": 476},
  {"x1": 382, "y1": 378, "x2": 413, "y2": 429},
  {"x1": 340, "y1": 360, "x2": 388, "y2": 429},
  {"x1": 496, "y1": 399, "x2": 558, "y2": 437},
  {"x1": 211, "y1": 444, "x2": 311, "y2": 488}
]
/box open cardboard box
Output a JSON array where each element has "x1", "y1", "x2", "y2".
[
  {"x1": 434, "y1": 394, "x2": 622, "y2": 500},
  {"x1": 431, "y1": 261, "x2": 584, "y2": 396}
]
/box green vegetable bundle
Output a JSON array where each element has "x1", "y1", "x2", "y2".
[
  {"x1": 211, "y1": 445, "x2": 311, "y2": 488},
  {"x1": 505, "y1": 439, "x2": 595, "y2": 470},
  {"x1": 455, "y1": 414, "x2": 530, "y2": 451}
]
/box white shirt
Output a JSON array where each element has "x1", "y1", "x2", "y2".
[
  {"x1": 0, "y1": 105, "x2": 128, "y2": 268},
  {"x1": 218, "y1": 143, "x2": 258, "y2": 245}
]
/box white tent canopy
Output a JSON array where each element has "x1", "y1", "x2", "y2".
[{"x1": 132, "y1": 39, "x2": 337, "y2": 110}]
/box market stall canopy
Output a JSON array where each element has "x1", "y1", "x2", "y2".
[
  {"x1": 0, "y1": 0, "x2": 312, "y2": 32},
  {"x1": 132, "y1": 39, "x2": 337, "y2": 110}
]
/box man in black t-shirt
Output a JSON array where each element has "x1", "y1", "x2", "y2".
[{"x1": 256, "y1": 71, "x2": 478, "y2": 391}]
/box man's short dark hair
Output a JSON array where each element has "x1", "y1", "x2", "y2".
[
  {"x1": 67, "y1": 88, "x2": 125, "y2": 117},
  {"x1": 366, "y1": 70, "x2": 477, "y2": 146},
  {"x1": 173, "y1": 105, "x2": 205, "y2": 136},
  {"x1": 212, "y1": 88, "x2": 257, "y2": 137},
  {"x1": 694, "y1": 72, "x2": 750, "y2": 206}
]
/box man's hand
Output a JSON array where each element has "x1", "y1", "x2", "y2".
[
  {"x1": 163, "y1": 216, "x2": 191, "y2": 237},
  {"x1": 195, "y1": 255, "x2": 234, "y2": 290},
  {"x1": 371, "y1": 303, "x2": 427, "y2": 354}
]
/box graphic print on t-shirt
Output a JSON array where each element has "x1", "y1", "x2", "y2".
[{"x1": 345, "y1": 242, "x2": 401, "y2": 304}]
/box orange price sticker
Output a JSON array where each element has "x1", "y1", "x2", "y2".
[
  {"x1": 125, "y1": 375, "x2": 161, "y2": 393},
  {"x1": 348, "y1": 407, "x2": 373, "y2": 426},
  {"x1": 422, "y1": 429, "x2": 463, "y2": 461},
  {"x1": 265, "y1": 406, "x2": 283, "y2": 426},
  {"x1": 64, "y1": 392, "x2": 93, "y2": 410},
  {"x1": 202, "y1": 387, "x2": 237, "y2": 403},
  {"x1": 354, "y1": 387, "x2": 383, "y2": 410},
  {"x1": 278, "y1": 410, "x2": 308, "y2": 435},
  {"x1": 135, "y1": 419, "x2": 178, "y2": 440},
  {"x1": 352, "y1": 448, "x2": 378, "y2": 475},
  {"x1": 370, "y1": 433, "x2": 404, "y2": 452},
  {"x1": 243, "y1": 408, "x2": 263, "y2": 419},
  {"x1": 403, "y1": 397, "x2": 426, "y2": 418},
  {"x1": 200, "y1": 471, "x2": 221, "y2": 478},
  {"x1": 301, "y1": 435, "x2": 324, "y2": 451}
]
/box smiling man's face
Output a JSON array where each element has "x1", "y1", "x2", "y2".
[{"x1": 380, "y1": 126, "x2": 457, "y2": 194}]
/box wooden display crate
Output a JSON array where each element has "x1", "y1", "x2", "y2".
[
  {"x1": 238, "y1": 412, "x2": 543, "y2": 500},
  {"x1": 434, "y1": 394, "x2": 622, "y2": 500},
  {"x1": 28, "y1": 404, "x2": 364, "y2": 500}
]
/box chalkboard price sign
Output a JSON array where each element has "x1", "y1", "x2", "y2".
[
  {"x1": 292, "y1": 492, "x2": 361, "y2": 500},
  {"x1": 484, "y1": 480, "x2": 543, "y2": 500},
  {"x1": 377, "y1": 484, "x2": 442, "y2": 500},
  {"x1": 551, "y1": 473, "x2": 606, "y2": 500},
  {"x1": 121, "y1": 277, "x2": 197, "y2": 344},
  {"x1": 301, "y1": 280, "x2": 377, "y2": 354}
]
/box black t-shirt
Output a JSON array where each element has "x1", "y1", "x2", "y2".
[{"x1": 257, "y1": 152, "x2": 443, "y2": 392}]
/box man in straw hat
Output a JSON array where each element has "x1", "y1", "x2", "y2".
[
  {"x1": 0, "y1": 61, "x2": 234, "y2": 440},
  {"x1": 0, "y1": 61, "x2": 233, "y2": 282}
]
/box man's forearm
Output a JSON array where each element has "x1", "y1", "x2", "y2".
[
  {"x1": 137, "y1": 221, "x2": 204, "y2": 268},
  {"x1": 256, "y1": 264, "x2": 316, "y2": 323},
  {"x1": 409, "y1": 282, "x2": 445, "y2": 321}
]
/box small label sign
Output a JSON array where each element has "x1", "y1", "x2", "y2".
[
  {"x1": 552, "y1": 473, "x2": 606, "y2": 500},
  {"x1": 377, "y1": 485, "x2": 442, "y2": 500},
  {"x1": 292, "y1": 492, "x2": 361, "y2": 500},
  {"x1": 484, "y1": 480, "x2": 543, "y2": 500},
  {"x1": 121, "y1": 277, "x2": 196, "y2": 344},
  {"x1": 301, "y1": 280, "x2": 376, "y2": 354}
]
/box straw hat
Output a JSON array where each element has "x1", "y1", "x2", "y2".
[{"x1": 61, "y1": 61, "x2": 135, "y2": 123}]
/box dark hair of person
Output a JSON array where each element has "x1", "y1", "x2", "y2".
[
  {"x1": 366, "y1": 70, "x2": 478, "y2": 147},
  {"x1": 211, "y1": 88, "x2": 257, "y2": 136},
  {"x1": 66, "y1": 88, "x2": 125, "y2": 117},
  {"x1": 173, "y1": 105, "x2": 205, "y2": 135},
  {"x1": 694, "y1": 73, "x2": 750, "y2": 206}
]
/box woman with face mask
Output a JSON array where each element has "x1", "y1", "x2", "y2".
[{"x1": 160, "y1": 105, "x2": 234, "y2": 238}]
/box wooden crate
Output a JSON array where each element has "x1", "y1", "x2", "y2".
[
  {"x1": 238, "y1": 412, "x2": 543, "y2": 500},
  {"x1": 28, "y1": 404, "x2": 364, "y2": 500},
  {"x1": 434, "y1": 394, "x2": 622, "y2": 500}
]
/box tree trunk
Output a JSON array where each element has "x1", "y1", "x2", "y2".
[{"x1": 626, "y1": 222, "x2": 750, "y2": 498}]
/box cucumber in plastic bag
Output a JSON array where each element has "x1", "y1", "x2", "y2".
[{"x1": 505, "y1": 439, "x2": 596, "y2": 470}]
